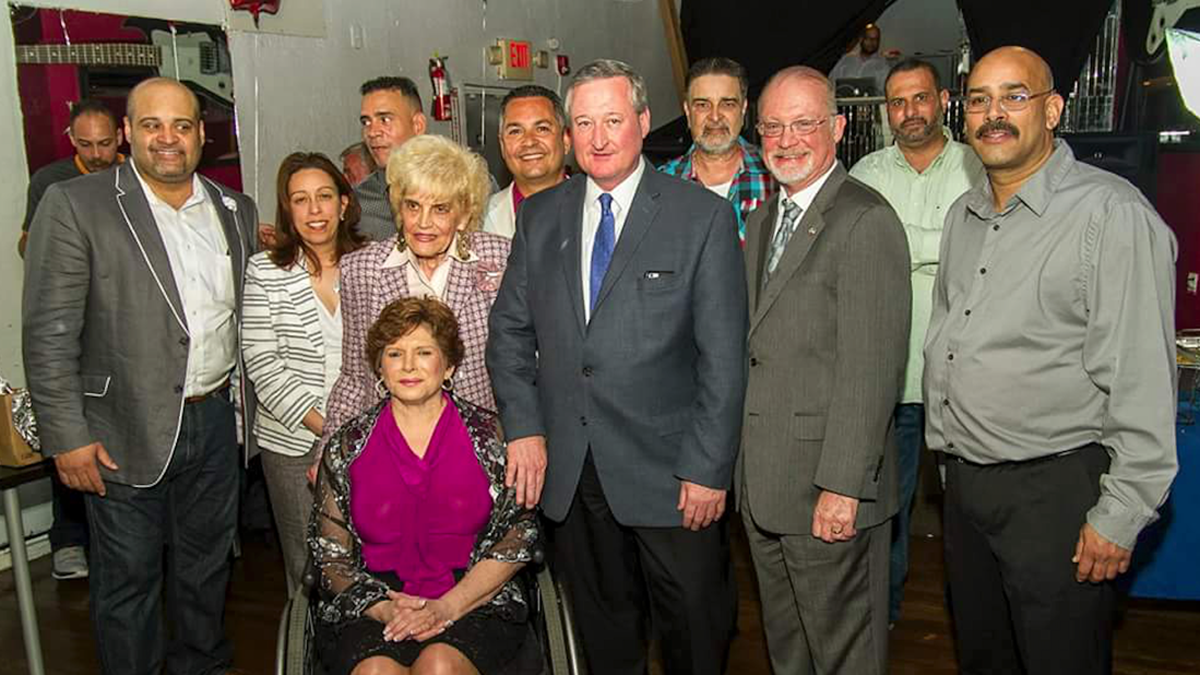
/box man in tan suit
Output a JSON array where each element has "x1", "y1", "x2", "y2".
[{"x1": 738, "y1": 65, "x2": 911, "y2": 674}]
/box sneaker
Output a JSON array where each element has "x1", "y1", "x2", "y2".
[{"x1": 51, "y1": 546, "x2": 89, "y2": 580}]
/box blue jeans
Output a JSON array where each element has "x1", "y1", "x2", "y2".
[
  {"x1": 889, "y1": 403, "x2": 924, "y2": 624},
  {"x1": 49, "y1": 469, "x2": 89, "y2": 550},
  {"x1": 84, "y1": 393, "x2": 239, "y2": 675}
]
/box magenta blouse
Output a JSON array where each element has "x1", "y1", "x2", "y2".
[{"x1": 348, "y1": 393, "x2": 493, "y2": 599}]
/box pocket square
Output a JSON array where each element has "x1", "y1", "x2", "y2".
[{"x1": 643, "y1": 270, "x2": 675, "y2": 280}]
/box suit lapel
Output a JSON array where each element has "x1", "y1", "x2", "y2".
[
  {"x1": 291, "y1": 258, "x2": 325, "y2": 354},
  {"x1": 114, "y1": 164, "x2": 189, "y2": 332},
  {"x1": 202, "y1": 177, "x2": 247, "y2": 306},
  {"x1": 592, "y1": 167, "x2": 660, "y2": 317},
  {"x1": 557, "y1": 178, "x2": 587, "y2": 335},
  {"x1": 443, "y1": 254, "x2": 474, "y2": 317},
  {"x1": 744, "y1": 198, "x2": 778, "y2": 313},
  {"x1": 750, "y1": 164, "x2": 848, "y2": 334}
]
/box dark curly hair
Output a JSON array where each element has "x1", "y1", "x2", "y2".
[{"x1": 366, "y1": 297, "x2": 465, "y2": 375}]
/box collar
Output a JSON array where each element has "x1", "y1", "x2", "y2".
[
  {"x1": 511, "y1": 183, "x2": 525, "y2": 211},
  {"x1": 889, "y1": 126, "x2": 955, "y2": 172},
  {"x1": 779, "y1": 161, "x2": 836, "y2": 213},
  {"x1": 681, "y1": 136, "x2": 767, "y2": 178},
  {"x1": 131, "y1": 160, "x2": 207, "y2": 211},
  {"x1": 965, "y1": 139, "x2": 1073, "y2": 219},
  {"x1": 381, "y1": 233, "x2": 480, "y2": 269},
  {"x1": 585, "y1": 156, "x2": 645, "y2": 213},
  {"x1": 74, "y1": 153, "x2": 125, "y2": 175}
]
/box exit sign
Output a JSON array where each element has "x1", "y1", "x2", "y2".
[{"x1": 496, "y1": 39, "x2": 533, "y2": 81}]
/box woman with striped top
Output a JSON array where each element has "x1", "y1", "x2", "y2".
[{"x1": 243, "y1": 152, "x2": 365, "y2": 590}]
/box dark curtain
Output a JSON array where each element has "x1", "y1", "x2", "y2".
[
  {"x1": 680, "y1": 0, "x2": 896, "y2": 99},
  {"x1": 956, "y1": 0, "x2": 1113, "y2": 97}
]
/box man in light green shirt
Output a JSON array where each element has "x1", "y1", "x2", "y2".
[{"x1": 848, "y1": 58, "x2": 983, "y2": 625}]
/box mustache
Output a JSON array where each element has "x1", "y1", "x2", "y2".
[{"x1": 976, "y1": 120, "x2": 1019, "y2": 139}]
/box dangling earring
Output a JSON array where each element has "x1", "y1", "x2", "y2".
[
  {"x1": 375, "y1": 377, "x2": 389, "y2": 399},
  {"x1": 455, "y1": 231, "x2": 472, "y2": 260},
  {"x1": 395, "y1": 231, "x2": 408, "y2": 252},
  {"x1": 442, "y1": 375, "x2": 453, "y2": 392}
]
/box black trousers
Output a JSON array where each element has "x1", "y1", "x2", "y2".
[
  {"x1": 550, "y1": 453, "x2": 737, "y2": 675},
  {"x1": 944, "y1": 443, "x2": 1116, "y2": 675}
]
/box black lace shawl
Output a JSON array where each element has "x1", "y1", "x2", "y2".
[{"x1": 307, "y1": 393, "x2": 540, "y2": 627}]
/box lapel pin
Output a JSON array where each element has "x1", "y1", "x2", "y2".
[
  {"x1": 807, "y1": 227, "x2": 817, "y2": 235},
  {"x1": 221, "y1": 195, "x2": 238, "y2": 213}
]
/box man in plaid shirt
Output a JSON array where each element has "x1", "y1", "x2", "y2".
[{"x1": 660, "y1": 57, "x2": 775, "y2": 245}]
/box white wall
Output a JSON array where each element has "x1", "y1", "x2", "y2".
[{"x1": 0, "y1": 0, "x2": 679, "y2": 389}]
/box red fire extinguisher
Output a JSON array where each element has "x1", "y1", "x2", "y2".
[{"x1": 429, "y1": 55, "x2": 451, "y2": 122}]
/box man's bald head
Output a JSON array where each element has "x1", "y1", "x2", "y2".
[
  {"x1": 971, "y1": 46, "x2": 1055, "y2": 93},
  {"x1": 126, "y1": 77, "x2": 201, "y2": 121},
  {"x1": 760, "y1": 66, "x2": 837, "y2": 117}
]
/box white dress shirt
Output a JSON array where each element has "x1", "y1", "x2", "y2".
[
  {"x1": 134, "y1": 164, "x2": 236, "y2": 397},
  {"x1": 582, "y1": 157, "x2": 646, "y2": 321},
  {"x1": 316, "y1": 299, "x2": 343, "y2": 403},
  {"x1": 773, "y1": 162, "x2": 837, "y2": 237}
]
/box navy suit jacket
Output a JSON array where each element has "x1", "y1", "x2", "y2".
[{"x1": 487, "y1": 165, "x2": 749, "y2": 526}]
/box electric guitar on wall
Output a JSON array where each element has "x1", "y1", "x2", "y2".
[{"x1": 14, "y1": 29, "x2": 234, "y2": 105}]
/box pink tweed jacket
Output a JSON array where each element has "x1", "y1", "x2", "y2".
[{"x1": 321, "y1": 232, "x2": 511, "y2": 449}]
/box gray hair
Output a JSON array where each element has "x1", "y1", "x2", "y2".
[
  {"x1": 564, "y1": 59, "x2": 649, "y2": 119},
  {"x1": 759, "y1": 65, "x2": 838, "y2": 116}
]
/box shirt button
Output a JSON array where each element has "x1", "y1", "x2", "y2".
[
  {"x1": 947, "y1": 442, "x2": 955, "y2": 450},
  {"x1": 992, "y1": 224, "x2": 1000, "y2": 231},
  {"x1": 964, "y1": 309, "x2": 971, "y2": 316},
  {"x1": 942, "y1": 398, "x2": 950, "y2": 406},
  {"x1": 750, "y1": 357, "x2": 759, "y2": 367},
  {"x1": 580, "y1": 416, "x2": 588, "y2": 426},
  {"x1": 948, "y1": 353, "x2": 955, "y2": 361},
  {"x1": 979, "y1": 267, "x2": 987, "y2": 275},
  {"x1": 582, "y1": 366, "x2": 593, "y2": 377}
]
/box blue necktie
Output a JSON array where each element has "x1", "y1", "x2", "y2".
[{"x1": 589, "y1": 193, "x2": 615, "y2": 314}]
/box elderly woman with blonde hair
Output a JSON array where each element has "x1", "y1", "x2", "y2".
[{"x1": 319, "y1": 134, "x2": 511, "y2": 461}]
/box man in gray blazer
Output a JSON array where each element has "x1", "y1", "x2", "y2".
[
  {"x1": 23, "y1": 77, "x2": 258, "y2": 675},
  {"x1": 487, "y1": 59, "x2": 748, "y2": 675},
  {"x1": 738, "y1": 66, "x2": 910, "y2": 674}
]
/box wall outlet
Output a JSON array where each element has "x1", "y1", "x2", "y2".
[{"x1": 1188, "y1": 272, "x2": 1198, "y2": 295}]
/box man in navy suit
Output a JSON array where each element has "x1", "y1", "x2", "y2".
[{"x1": 487, "y1": 59, "x2": 748, "y2": 675}]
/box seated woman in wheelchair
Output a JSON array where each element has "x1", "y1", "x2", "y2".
[{"x1": 309, "y1": 297, "x2": 540, "y2": 675}]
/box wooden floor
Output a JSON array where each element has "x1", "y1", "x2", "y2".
[{"x1": 3, "y1": 524, "x2": 1199, "y2": 674}]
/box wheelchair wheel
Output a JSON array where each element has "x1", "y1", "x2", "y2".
[
  {"x1": 536, "y1": 565, "x2": 585, "y2": 675},
  {"x1": 277, "y1": 586, "x2": 313, "y2": 675}
]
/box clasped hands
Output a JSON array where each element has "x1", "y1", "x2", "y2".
[{"x1": 371, "y1": 591, "x2": 458, "y2": 643}]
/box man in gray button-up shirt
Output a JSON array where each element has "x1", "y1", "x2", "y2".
[{"x1": 925, "y1": 46, "x2": 1177, "y2": 675}]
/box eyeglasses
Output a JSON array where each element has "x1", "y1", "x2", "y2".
[
  {"x1": 964, "y1": 89, "x2": 1055, "y2": 114},
  {"x1": 756, "y1": 116, "x2": 830, "y2": 138}
]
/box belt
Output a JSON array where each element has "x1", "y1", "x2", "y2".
[
  {"x1": 184, "y1": 382, "x2": 230, "y2": 405},
  {"x1": 948, "y1": 444, "x2": 1097, "y2": 468}
]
